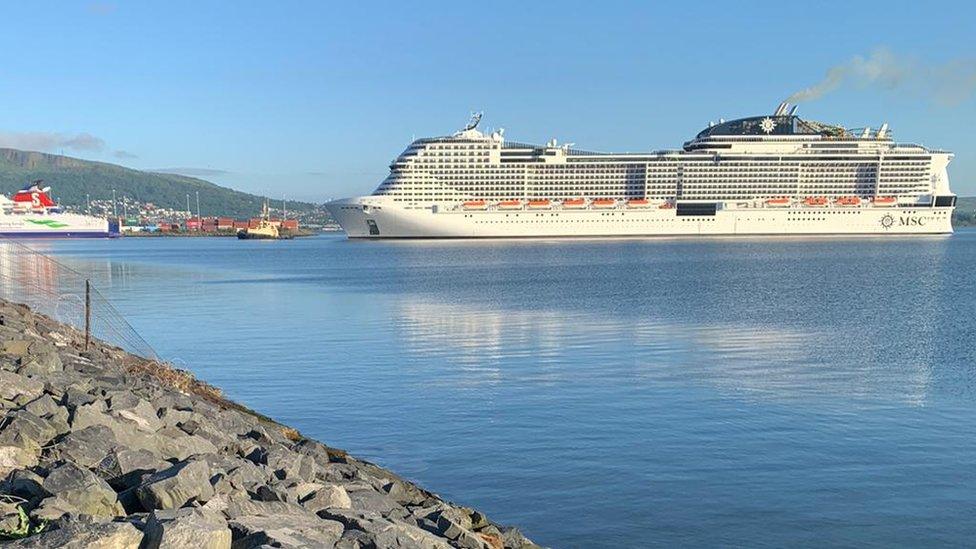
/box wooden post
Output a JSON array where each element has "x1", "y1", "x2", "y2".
[{"x1": 84, "y1": 280, "x2": 91, "y2": 351}]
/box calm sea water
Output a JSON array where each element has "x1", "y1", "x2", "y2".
[{"x1": 31, "y1": 231, "x2": 976, "y2": 547}]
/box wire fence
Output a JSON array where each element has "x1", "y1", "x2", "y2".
[{"x1": 0, "y1": 236, "x2": 158, "y2": 360}]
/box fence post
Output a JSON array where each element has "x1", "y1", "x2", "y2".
[{"x1": 84, "y1": 279, "x2": 91, "y2": 351}]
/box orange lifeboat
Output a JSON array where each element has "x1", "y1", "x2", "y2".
[
  {"x1": 497, "y1": 200, "x2": 523, "y2": 210},
  {"x1": 766, "y1": 197, "x2": 791, "y2": 207},
  {"x1": 836, "y1": 196, "x2": 861, "y2": 207},
  {"x1": 804, "y1": 196, "x2": 828, "y2": 207},
  {"x1": 527, "y1": 199, "x2": 552, "y2": 210},
  {"x1": 626, "y1": 199, "x2": 650, "y2": 209},
  {"x1": 873, "y1": 196, "x2": 897, "y2": 207},
  {"x1": 462, "y1": 200, "x2": 487, "y2": 211},
  {"x1": 592, "y1": 198, "x2": 617, "y2": 209},
  {"x1": 563, "y1": 198, "x2": 586, "y2": 209}
]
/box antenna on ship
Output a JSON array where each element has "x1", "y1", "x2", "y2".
[{"x1": 463, "y1": 111, "x2": 483, "y2": 131}]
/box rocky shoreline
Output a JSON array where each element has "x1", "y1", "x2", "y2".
[{"x1": 0, "y1": 298, "x2": 540, "y2": 548}]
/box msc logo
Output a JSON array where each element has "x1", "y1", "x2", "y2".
[{"x1": 881, "y1": 214, "x2": 927, "y2": 229}]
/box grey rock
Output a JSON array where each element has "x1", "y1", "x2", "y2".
[
  {"x1": 384, "y1": 478, "x2": 428, "y2": 506},
  {"x1": 23, "y1": 393, "x2": 62, "y2": 418},
  {"x1": 226, "y1": 461, "x2": 269, "y2": 490},
  {"x1": 97, "y1": 447, "x2": 169, "y2": 490},
  {"x1": 2, "y1": 519, "x2": 143, "y2": 548},
  {"x1": 0, "y1": 410, "x2": 59, "y2": 451},
  {"x1": 1, "y1": 468, "x2": 45, "y2": 500},
  {"x1": 60, "y1": 386, "x2": 97, "y2": 411},
  {"x1": 17, "y1": 352, "x2": 63, "y2": 375},
  {"x1": 0, "y1": 370, "x2": 44, "y2": 402},
  {"x1": 143, "y1": 507, "x2": 232, "y2": 549},
  {"x1": 1, "y1": 339, "x2": 31, "y2": 357},
  {"x1": 154, "y1": 427, "x2": 218, "y2": 460},
  {"x1": 137, "y1": 459, "x2": 215, "y2": 510},
  {"x1": 40, "y1": 461, "x2": 125, "y2": 517},
  {"x1": 228, "y1": 514, "x2": 343, "y2": 549},
  {"x1": 53, "y1": 424, "x2": 118, "y2": 468},
  {"x1": 347, "y1": 488, "x2": 408, "y2": 517},
  {"x1": 0, "y1": 445, "x2": 38, "y2": 477},
  {"x1": 266, "y1": 445, "x2": 317, "y2": 482},
  {"x1": 300, "y1": 483, "x2": 352, "y2": 513},
  {"x1": 111, "y1": 397, "x2": 164, "y2": 432}
]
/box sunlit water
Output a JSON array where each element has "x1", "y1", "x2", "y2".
[{"x1": 27, "y1": 231, "x2": 976, "y2": 547}]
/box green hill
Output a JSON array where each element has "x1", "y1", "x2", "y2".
[
  {"x1": 954, "y1": 196, "x2": 976, "y2": 227},
  {"x1": 0, "y1": 148, "x2": 318, "y2": 219}
]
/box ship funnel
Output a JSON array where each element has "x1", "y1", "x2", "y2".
[
  {"x1": 788, "y1": 105, "x2": 799, "y2": 116},
  {"x1": 861, "y1": 127, "x2": 871, "y2": 138},
  {"x1": 877, "y1": 123, "x2": 889, "y2": 139},
  {"x1": 774, "y1": 101, "x2": 789, "y2": 116}
]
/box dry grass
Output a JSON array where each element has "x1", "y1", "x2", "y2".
[{"x1": 125, "y1": 358, "x2": 224, "y2": 402}]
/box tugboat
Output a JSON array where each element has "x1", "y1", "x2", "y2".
[{"x1": 237, "y1": 201, "x2": 293, "y2": 240}]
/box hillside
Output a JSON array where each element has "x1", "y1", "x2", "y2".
[
  {"x1": 953, "y1": 196, "x2": 976, "y2": 227},
  {"x1": 0, "y1": 148, "x2": 319, "y2": 219}
]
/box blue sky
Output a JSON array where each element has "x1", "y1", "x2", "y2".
[{"x1": 1, "y1": 1, "x2": 974, "y2": 202}]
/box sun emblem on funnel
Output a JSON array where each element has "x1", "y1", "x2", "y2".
[{"x1": 759, "y1": 117, "x2": 777, "y2": 134}]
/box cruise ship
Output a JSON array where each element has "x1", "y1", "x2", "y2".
[
  {"x1": 0, "y1": 182, "x2": 119, "y2": 238},
  {"x1": 326, "y1": 103, "x2": 955, "y2": 238}
]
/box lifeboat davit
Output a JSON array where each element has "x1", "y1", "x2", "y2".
[
  {"x1": 873, "y1": 196, "x2": 897, "y2": 207},
  {"x1": 804, "y1": 196, "x2": 828, "y2": 207},
  {"x1": 527, "y1": 199, "x2": 552, "y2": 210},
  {"x1": 462, "y1": 200, "x2": 487, "y2": 211},
  {"x1": 497, "y1": 200, "x2": 523, "y2": 210},
  {"x1": 592, "y1": 199, "x2": 617, "y2": 209},
  {"x1": 659, "y1": 201, "x2": 675, "y2": 209},
  {"x1": 562, "y1": 198, "x2": 586, "y2": 209},
  {"x1": 836, "y1": 196, "x2": 861, "y2": 207},
  {"x1": 626, "y1": 199, "x2": 650, "y2": 209},
  {"x1": 766, "y1": 197, "x2": 791, "y2": 207}
]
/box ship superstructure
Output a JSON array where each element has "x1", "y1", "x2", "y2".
[
  {"x1": 0, "y1": 182, "x2": 118, "y2": 238},
  {"x1": 326, "y1": 104, "x2": 955, "y2": 238}
]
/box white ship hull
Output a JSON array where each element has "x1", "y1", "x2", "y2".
[
  {"x1": 327, "y1": 198, "x2": 953, "y2": 239},
  {"x1": 0, "y1": 212, "x2": 118, "y2": 238}
]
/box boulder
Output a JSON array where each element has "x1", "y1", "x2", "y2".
[
  {"x1": 137, "y1": 459, "x2": 215, "y2": 510},
  {"x1": 1, "y1": 468, "x2": 46, "y2": 500},
  {"x1": 300, "y1": 484, "x2": 352, "y2": 513},
  {"x1": 154, "y1": 427, "x2": 218, "y2": 460},
  {"x1": 0, "y1": 371, "x2": 44, "y2": 403},
  {"x1": 40, "y1": 461, "x2": 125, "y2": 517},
  {"x1": 0, "y1": 445, "x2": 38, "y2": 477},
  {"x1": 17, "y1": 352, "x2": 63, "y2": 375},
  {"x1": 97, "y1": 447, "x2": 169, "y2": 490},
  {"x1": 1, "y1": 340, "x2": 31, "y2": 357},
  {"x1": 110, "y1": 396, "x2": 164, "y2": 432},
  {"x1": 228, "y1": 514, "x2": 344, "y2": 549},
  {"x1": 23, "y1": 394, "x2": 62, "y2": 418},
  {"x1": 53, "y1": 424, "x2": 119, "y2": 468},
  {"x1": 0, "y1": 410, "x2": 60, "y2": 451},
  {"x1": 143, "y1": 507, "x2": 232, "y2": 549},
  {"x1": 2, "y1": 519, "x2": 143, "y2": 548}
]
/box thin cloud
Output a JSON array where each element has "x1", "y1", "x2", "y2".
[
  {"x1": 150, "y1": 167, "x2": 230, "y2": 177},
  {"x1": 113, "y1": 150, "x2": 138, "y2": 160},
  {"x1": 0, "y1": 131, "x2": 106, "y2": 153},
  {"x1": 87, "y1": 2, "x2": 116, "y2": 15}
]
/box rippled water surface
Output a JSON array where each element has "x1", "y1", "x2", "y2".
[{"x1": 32, "y1": 231, "x2": 976, "y2": 547}]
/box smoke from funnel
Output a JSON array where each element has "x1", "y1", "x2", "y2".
[{"x1": 786, "y1": 48, "x2": 976, "y2": 106}]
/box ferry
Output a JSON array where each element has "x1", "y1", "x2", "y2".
[
  {"x1": 0, "y1": 182, "x2": 118, "y2": 238},
  {"x1": 326, "y1": 104, "x2": 955, "y2": 238}
]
